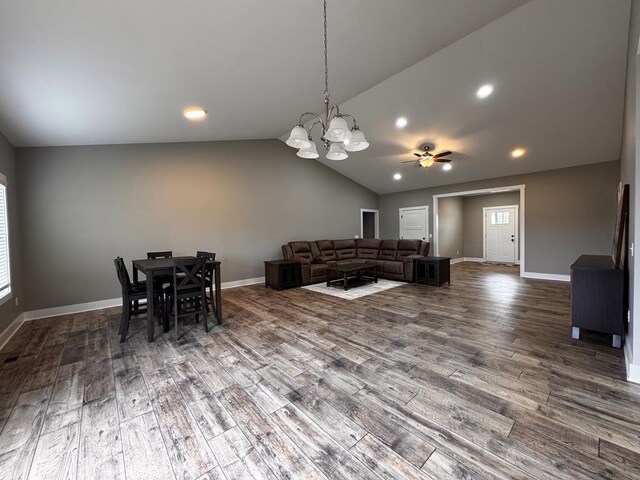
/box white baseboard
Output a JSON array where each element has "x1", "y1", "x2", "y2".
[
  {"x1": 21, "y1": 276, "x2": 266, "y2": 322},
  {"x1": 625, "y1": 342, "x2": 640, "y2": 384},
  {"x1": 220, "y1": 277, "x2": 264, "y2": 290},
  {"x1": 0, "y1": 313, "x2": 24, "y2": 351},
  {"x1": 23, "y1": 298, "x2": 123, "y2": 321},
  {"x1": 521, "y1": 271, "x2": 570, "y2": 282},
  {"x1": 450, "y1": 257, "x2": 484, "y2": 264},
  {"x1": 463, "y1": 257, "x2": 485, "y2": 263}
]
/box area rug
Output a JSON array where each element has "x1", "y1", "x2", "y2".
[{"x1": 302, "y1": 279, "x2": 405, "y2": 300}]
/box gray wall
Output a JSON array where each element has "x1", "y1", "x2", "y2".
[
  {"x1": 17, "y1": 139, "x2": 377, "y2": 311},
  {"x1": 437, "y1": 197, "x2": 464, "y2": 259},
  {"x1": 621, "y1": 0, "x2": 639, "y2": 366},
  {"x1": 380, "y1": 161, "x2": 620, "y2": 276},
  {"x1": 0, "y1": 132, "x2": 22, "y2": 334},
  {"x1": 463, "y1": 192, "x2": 521, "y2": 259}
]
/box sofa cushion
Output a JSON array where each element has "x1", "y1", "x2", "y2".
[
  {"x1": 356, "y1": 238, "x2": 381, "y2": 259},
  {"x1": 396, "y1": 239, "x2": 422, "y2": 261},
  {"x1": 335, "y1": 258, "x2": 367, "y2": 266},
  {"x1": 333, "y1": 239, "x2": 357, "y2": 260},
  {"x1": 314, "y1": 240, "x2": 337, "y2": 262},
  {"x1": 383, "y1": 261, "x2": 404, "y2": 275},
  {"x1": 310, "y1": 264, "x2": 327, "y2": 277},
  {"x1": 289, "y1": 241, "x2": 314, "y2": 262},
  {"x1": 378, "y1": 239, "x2": 398, "y2": 261}
]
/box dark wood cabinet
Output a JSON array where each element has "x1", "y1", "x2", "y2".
[
  {"x1": 414, "y1": 256, "x2": 451, "y2": 287},
  {"x1": 264, "y1": 260, "x2": 301, "y2": 290},
  {"x1": 570, "y1": 255, "x2": 624, "y2": 348}
]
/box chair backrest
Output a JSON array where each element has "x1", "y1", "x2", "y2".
[
  {"x1": 196, "y1": 251, "x2": 216, "y2": 260},
  {"x1": 114, "y1": 257, "x2": 131, "y2": 296},
  {"x1": 173, "y1": 257, "x2": 206, "y2": 294},
  {"x1": 147, "y1": 251, "x2": 172, "y2": 259}
]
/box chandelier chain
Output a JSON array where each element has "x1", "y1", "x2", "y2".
[{"x1": 323, "y1": 0, "x2": 329, "y2": 100}]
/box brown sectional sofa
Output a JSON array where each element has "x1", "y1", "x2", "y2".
[{"x1": 281, "y1": 238, "x2": 430, "y2": 285}]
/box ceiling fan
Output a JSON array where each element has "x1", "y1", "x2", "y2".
[{"x1": 402, "y1": 146, "x2": 452, "y2": 168}]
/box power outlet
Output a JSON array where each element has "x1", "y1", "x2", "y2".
[
  {"x1": 456, "y1": 250, "x2": 460, "y2": 255},
  {"x1": 628, "y1": 309, "x2": 631, "y2": 325},
  {"x1": 14, "y1": 297, "x2": 18, "y2": 307}
]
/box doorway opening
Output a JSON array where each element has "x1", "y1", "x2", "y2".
[
  {"x1": 433, "y1": 185, "x2": 525, "y2": 277},
  {"x1": 360, "y1": 209, "x2": 380, "y2": 239}
]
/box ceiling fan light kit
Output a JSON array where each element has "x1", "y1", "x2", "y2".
[
  {"x1": 285, "y1": 0, "x2": 368, "y2": 161},
  {"x1": 403, "y1": 146, "x2": 453, "y2": 169}
]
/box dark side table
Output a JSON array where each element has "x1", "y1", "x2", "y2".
[
  {"x1": 264, "y1": 260, "x2": 301, "y2": 290},
  {"x1": 414, "y1": 256, "x2": 451, "y2": 287},
  {"x1": 570, "y1": 255, "x2": 624, "y2": 348}
]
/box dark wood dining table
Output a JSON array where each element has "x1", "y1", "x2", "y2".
[{"x1": 132, "y1": 256, "x2": 222, "y2": 342}]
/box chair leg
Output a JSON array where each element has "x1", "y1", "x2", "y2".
[
  {"x1": 203, "y1": 299, "x2": 209, "y2": 333},
  {"x1": 208, "y1": 281, "x2": 214, "y2": 313},
  {"x1": 118, "y1": 306, "x2": 125, "y2": 335},
  {"x1": 174, "y1": 297, "x2": 179, "y2": 341},
  {"x1": 120, "y1": 301, "x2": 131, "y2": 342}
]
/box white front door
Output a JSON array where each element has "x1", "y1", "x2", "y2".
[
  {"x1": 484, "y1": 206, "x2": 517, "y2": 263},
  {"x1": 399, "y1": 206, "x2": 428, "y2": 241}
]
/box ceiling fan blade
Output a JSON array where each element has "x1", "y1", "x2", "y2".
[
  {"x1": 434, "y1": 151, "x2": 452, "y2": 158},
  {"x1": 435, "y1": 158, "x2": 451, "y2": 163},
  {"x1": 413, "y1": 153, "x2": 423, "y2": 157},
  {"x1": 401, "y1": 160, "x2": 417, "y2": 163}
]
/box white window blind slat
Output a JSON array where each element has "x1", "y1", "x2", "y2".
[{"x1": 0, "y1": 182, "x2": 10, "y2": 296}]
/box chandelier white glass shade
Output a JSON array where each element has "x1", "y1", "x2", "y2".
[
  {"x1": 296, "y1": 139, "x2": 319, "y2": 159},
  {"x1": 326, "y1": 142, "x2": 348, "y2": 161},
  {"x1": 286, "y1": 125, "x2": 312, "y2": 149},
  {"x1": 285, "y1": 0, "x2": 368, "y2": 160},
  {"x1": 344, "y1": 127, "x2": 369, "y2": 152}
]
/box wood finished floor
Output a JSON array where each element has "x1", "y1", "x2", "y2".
[{"x1": 1, "y1": 262, "x2": 639, "y2": 480}]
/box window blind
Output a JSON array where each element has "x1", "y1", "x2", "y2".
[{"x1": 0, "y1": 175, "x2": 11, "y2": 299}]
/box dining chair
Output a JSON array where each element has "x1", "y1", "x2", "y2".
[
  {"x1": 197, "y1": 251, "x2": 216, "y2": 313},
  {"x1": 114, "y1": 257, "x2": 163, "y2": 342},
  {"x1": 147, "y1": 250, "x2": 174, "y2": 287},
  {"x1": 164, "y1": 257, "x2": 208, "y2": 340},
  {"x1": 147, "y1": 251, "x2": 173, "y2": 259}
]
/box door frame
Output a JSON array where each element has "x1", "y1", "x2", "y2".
[
  {"x1": 433, "y1": 184, "x2": 525, "y2": 277},
  {"x1": 399, "y1": 206, "x2": 429, "y2": 241},
  {"x1": 483, "y1": 205, "x2": 519, "y2": 264},
  {"x1": 360, "y1": 209, "x2": 380, "y2": 239}
]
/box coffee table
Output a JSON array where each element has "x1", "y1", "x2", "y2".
[{"x1": 326, "y1": 261, "x2": 379, "y2": 291}]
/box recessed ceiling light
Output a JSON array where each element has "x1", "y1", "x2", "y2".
[
  {"x1": 511, "y1": 148, "x2": 526, "y2": 158},
  {"x1": 476, "y1": 84, "x2": 494, "y2": 99},
  {"x1": 442, "y1": 164, "x2": 452, "y2": 171},
  {"x1": 393, "y1": 173, "x2": 402, "y2": 180},
  {"x1": 395, "y1": 117, "x2": 408, "y2": 129},
  {"x1": 183, "y1": 107, "x2": 207, "y2": 120}
]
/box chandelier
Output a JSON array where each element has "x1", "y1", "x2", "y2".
[{"x1": 285, "y1": 0, "x2": 369, "y2": 160}]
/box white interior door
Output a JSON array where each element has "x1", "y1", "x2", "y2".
[
  {"x1": 399, "y1": 206, "x2": 428, "y2": 241},
  {"x1": 484, "y1": 206, "x2": 517, "y2": 263}
]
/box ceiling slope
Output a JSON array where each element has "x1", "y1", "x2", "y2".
[
  {"x1": 0, "y1": 0, "x2": 527, "y2": 147},
  {"x1": 310, "y1": 0, "x2": 630, "y2": 194}
]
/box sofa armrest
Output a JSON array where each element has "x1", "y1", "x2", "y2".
[
  {"x1": 403, "y1": 254, "x2": 424, "y2": 264},
  {"x1": 402, "y1": 254, "x2": 425, "y2": 282},
  {"x1": 282, "y1": 244, "x2": 293, "y2": 260}
]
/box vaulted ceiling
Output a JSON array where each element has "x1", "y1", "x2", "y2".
[
  {"x1": 311, "y1": 0, "x2": 630, "y2": 193},
  {"x1": 0, "y1": 0, "x2": 631, "y2": 194},
  {"x1": 0, "y1": 0, "x2": 526, "y2": 147}
]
